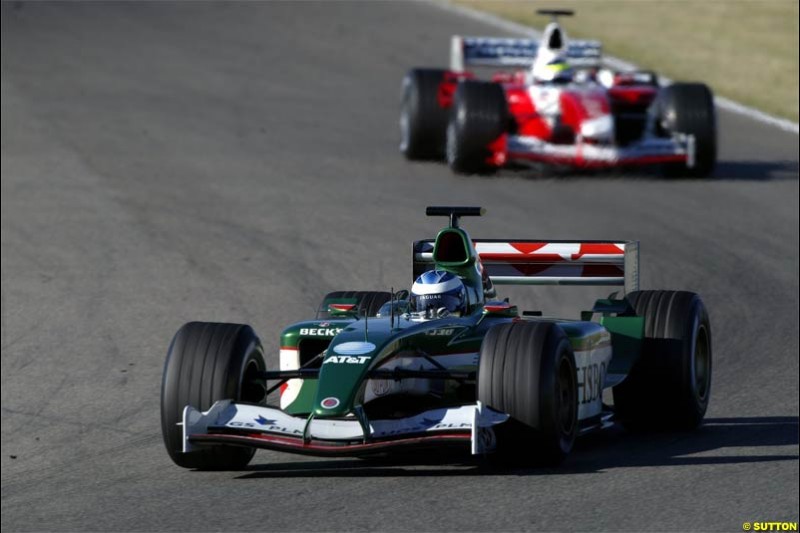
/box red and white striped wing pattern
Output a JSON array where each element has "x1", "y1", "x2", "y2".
[{"x1": 475, "y1": 241, "x2": 626, "y2": 283}]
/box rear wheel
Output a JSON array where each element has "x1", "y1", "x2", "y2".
[
  {"x1": 161, "y1": 322, "x2": 266, "y2": 470},
  {"x1": 400, "y1": 68, "x2": 450, "y2": 160},
  {"x1": 655, "y1": 83, "x2": 716, "y2": 177},
  {"x1": 613, "y1": 290, "x2": 712, "y2": 430},
  {"x1": 315, "y1": 291, "x2": 392, "y2": 320},
  {"x1": 447, "y1": 81, "x2": 508, "y2": 175},
  {"x1": 478, "y1": 321, "x2": 578, "y2": 465}
]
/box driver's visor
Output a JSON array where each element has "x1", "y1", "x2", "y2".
[{"x1": 412, "y1": 293, "x2": 463, "y2": 313}]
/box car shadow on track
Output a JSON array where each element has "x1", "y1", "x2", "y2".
[
  {"x1": 234, "y1": 416, "x2": 798, "y2": 479},
  {"x1": 559, "y1": 415, "x2": 799, "y2": 474},
  {"x1": 474, "y1": 159, "x2": 799, "y2": 182},
  {"x1": 711, "y1": 160, "x2": 799, "y2": 181}
]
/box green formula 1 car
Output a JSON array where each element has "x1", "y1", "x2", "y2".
[{"x1": 161, "y1": 206, "x2": 712, "y2": 469}]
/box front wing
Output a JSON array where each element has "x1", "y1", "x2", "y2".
[
  {"x1": 504, "y1": 133, "x2": 694, "y2": 168},
  {"x1": 182, "y1": 401, "x2": 509, "y2": 457}
]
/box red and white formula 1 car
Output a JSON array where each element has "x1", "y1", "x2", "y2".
[{"x1": 400, "y1": 9, "x2": 716, "y2": 177}]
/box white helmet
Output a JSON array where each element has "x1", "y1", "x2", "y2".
[{"x1": 531, "y1": 54, "x2": 573, "y2": 84}]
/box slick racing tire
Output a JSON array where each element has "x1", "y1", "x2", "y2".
[
  {"x1": 446, "y1": 80, "x2": 508, "y2": 175},
  {"x1": 315, "y1": 291, "x2": 392, "y2": 320},
  {"x1": 655, "y1": 83, "x2": 717, "y2": 178},
  {"x1": 478, "y1": 321, "x2": 578, "y2": 465},
  {"x1": 613, "y1": 291, "x2": 712, "y2": 430},
  {"x1": 400, "y1": 68, "x2": 450, "y2": 160},
  {"x1": 161, "y1": 322, "x2": 267, "y2": 470}
]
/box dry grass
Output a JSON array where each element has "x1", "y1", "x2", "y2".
[{"x1": 454, "y1": 0, "x2": 799, "y2": 121}]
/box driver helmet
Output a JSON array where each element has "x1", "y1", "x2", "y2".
[
  {"x1": 410, "y1": 270, "x2": 467, "y2": 316},
  {"x1": 532, "y1": 55, "x2": 574, "y2": 84}
]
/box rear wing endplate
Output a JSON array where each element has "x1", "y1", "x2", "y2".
[
  {"x1": 414, "y1": 239, "x2": 639, "y2": 294},
  {"x1": 450, "y1": 36, "x2": 602, "y2": 72}
]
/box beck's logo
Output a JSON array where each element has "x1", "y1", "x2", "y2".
[{"x1": 299, "y1": 327, "x2": 343, "y2": 337}]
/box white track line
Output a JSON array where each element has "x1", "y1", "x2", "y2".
[{"x1": 431, "y1": 0, "x2": 799, "y2": 135}]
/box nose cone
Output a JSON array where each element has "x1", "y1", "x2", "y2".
[{"x1": 313, "y1": 340, "x2": 377, "y2": 417}]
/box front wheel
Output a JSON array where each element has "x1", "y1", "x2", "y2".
[
  {"x1": 446, "y1": 81, "x2": 508, "y2": 175},
  {"x1": 478, "y1": 321, "x2": 578, "y2": 465},
  {"x1": 654, "y1": 83, "x2": 717, "y2": 178},
  {"x1": 161, "y1": 322, "x2": 267, "y2": 469},
  {"x1": 613, "y1": 291, "x2": 712, "y2": 430},
  {"x1": 400, "y1": 68, "x2": 449, "y2": 160}
]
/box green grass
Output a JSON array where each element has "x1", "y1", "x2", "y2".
[{"x1": 455, "y1": 0, "x2": 799, "y2": 121}]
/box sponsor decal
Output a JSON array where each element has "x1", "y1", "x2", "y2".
[
  {"x1": 323, "y1": 355, "x2": 370, "y2": 365},
  {"x1": 254, "y1": 415, "x2": 276, "y2": 426},
  {"x1": 299, "y1": 327, "x2": 343, "y2": 337},
  {"x1": 318, "y1": 322, "x2": 331, "y2": 327},
  {"x1": 320, "y1": 397, "x2": 340, "y2": 409},
  {"x1": 375, "y1": 421, "x2": 471, "y2": 437},
  {"x1": 333, "y1": 341, "x2": 376, "y2": 355},
  {"x1": 429, "y1": 422, "x2": 470, "y2": 430},
  {"x1": 578, "y1": 361, "x2": 606, "y2": 405},
  {"x1": 420, "y1": 417, "x2": 471, "y2": 430},
  {"x1": 228, "y1": 420, "x2": 303, "y2": 435},
  {"x1": 426, "y1": 328, "x2": 455, "y2": 336}
]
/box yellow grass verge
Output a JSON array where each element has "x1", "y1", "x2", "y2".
[{"x1": 454, "y1": 0, "x2": 799, "y2": 122}]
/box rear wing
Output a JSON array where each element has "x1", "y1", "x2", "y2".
[
  {"x1": 450, "y1": 36, "x2": 602, "y2": 72},
  {"x1": 413, "y1": 239, "x2": 639, "y2": 293}
]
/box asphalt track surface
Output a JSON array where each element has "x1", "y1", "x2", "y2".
[{"x1": 1, "y1": 2, "x2": 798, "y2": 531}]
